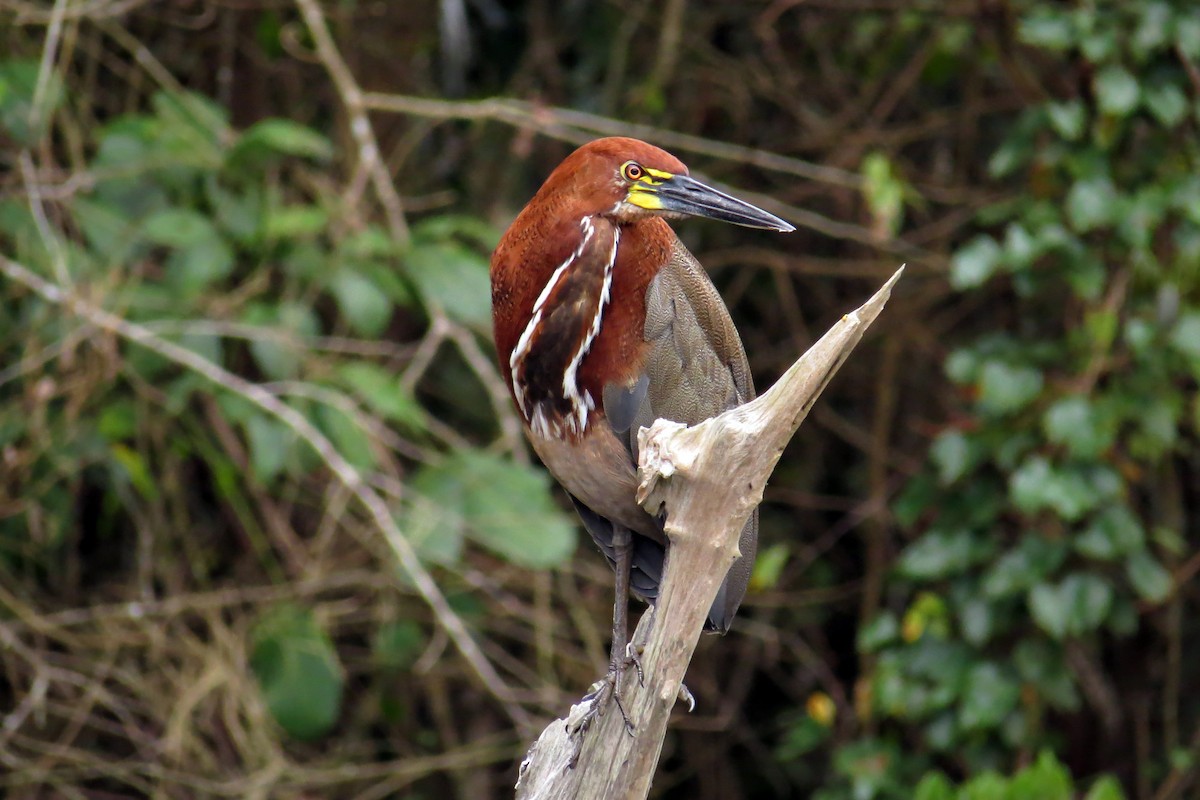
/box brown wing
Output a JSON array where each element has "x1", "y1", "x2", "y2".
[{"x1": 602, "y1": 237, "x2": 759, "y2": 632}]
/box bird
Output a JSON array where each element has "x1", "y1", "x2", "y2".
[{"x1": 490, "y1": 136, "x2": 793, "y2": 698}]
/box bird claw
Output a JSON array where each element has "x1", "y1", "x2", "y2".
[{"x1": 567, "y1": 668, "x2": 636, "y2": 767}]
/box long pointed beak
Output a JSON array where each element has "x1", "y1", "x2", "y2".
[{"x1": 652, "y1": 175, "x2": 795, "y2": 232}]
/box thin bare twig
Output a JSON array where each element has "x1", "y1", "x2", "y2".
[
  {"x1": 360, "y1": 93, "x2": 864, "y2": 190},
  {"x1": 294, "y1": 0, "x2": 410, "y2": 246}
]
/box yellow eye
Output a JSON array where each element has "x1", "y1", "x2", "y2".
[{"x1": 621, "y1": 161, "x2": 644, "y2": 182}]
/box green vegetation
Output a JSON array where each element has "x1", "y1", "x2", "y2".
[{"x1": 0, "y1": 1, "x2": 1196, "y2": 798}]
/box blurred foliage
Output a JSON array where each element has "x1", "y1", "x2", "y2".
[{"x1": 0, "y1": 0, "x2": 1198, "y2": 798}]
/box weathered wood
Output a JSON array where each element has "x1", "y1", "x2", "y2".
[{"x1": 515, "y1": 267, "x2": 904, "y2": 800}]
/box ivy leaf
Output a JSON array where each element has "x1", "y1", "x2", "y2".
[
  {"x1": 930, "y1": 429, "x2": 972, "y2": 484},
  {"x1": 1094, "y1": 65, "x2": 1141, "y2": 116},
  {"x1": 1046, "y1": 100, "x2": 1087, "y2": 140},
  {"x1": 1075, "y1": 504, "x2": 1144, "y2": 560},
  {"x1": 1066, "y1": 176, "x2": 1120, "y2": 233},
  {"x1": 1010, "y1": 457, "x2": 1099, "y2": 521},
  {"x1": 978, "y1": 361, "x2": 1043, "y2": 415},
  {"x1": 1029, "y1": 573, "x2": 1114, "y2": 639},
  {"x1": 958, "y1": 662, "x2": 1020, "y2": 732},
  {"x1": 1014, "y1": 640, "x2": 1080, "y2": 711},
  {"x1": 1144, "y1": 83, "x2": 1189, "y2": 127},
  {"x1": 1170, "y1": 312, "x2": 1200, "y2": 360},
  {"x1": 983, "y1": 536, "x2": 1068, "y2": 599},
  {"x1": 1018, "y1": 9, "x2": 1075, "y2": 50},
  {"x1": 897, "y1": 528, "x2": 990, "y2": 580},
  {"x1": 951, "y1": 235, "x2": 1002, "y2": 289},
  {"x1": 1043, "y1": 396, "x2": 1114, "y2": 458},
  {"x1": 1126, "y1": 550, "x2": 1172, "y2": 603}
]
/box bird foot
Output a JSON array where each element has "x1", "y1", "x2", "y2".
[{"x1": 566, "y1": 654, "x2": 642, "y2": 767}]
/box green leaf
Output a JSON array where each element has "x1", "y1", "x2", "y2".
[
  {"x1": 1066, "y1": 176, "x2": 1120, "y2": 233},
  {"x1": 244, "y1": 414, "x2": 293, "y2": 483},
  {"x1": 372, "y1": 620, "x2": 424, "y2": 671},
  {"x1": 1009, "y1": 750, "x2": 1073, "y2": 800},
  {"x1": 72, "y1": 197, "x2": 141, "y2": 264},
  {"x1": 959, "y1": 771, "x2": 1008, "y2": 800},
  {"x1": 1010, "y1": 457, "x2": 1097, "y2": 521},
  {"x1": 750, "y1": 542, "x2": 789, "y2": 591},
  {"x1": 929, "y1": 429, "x2": 972, "y2": 484},
  {"x1": 410, "y1": 450, "x2": 576, "y2": 569},
  {"x1": 1144, "y1": 83, "x2": 1189, "y2": 127},
  {"x1": 951, "y1": 235, "x2": 1002, "y2": 289},
  {"x1": 1126, "y1": 550, "x2": 1172, "y2": 603},
  {"x1": 316, "y1": 404, "x2": 377, "y2": 471},
  {"x1": 233, "y1": 118, "x2": 333, "y2": 161},
  {"x1": 249, "y1": 605, "x2": 344, "y2": 741},
  {"x1": 1178, "y1": 14, "x2": 1200, "y2": 58},
  {"x1": 984, "y1": 536, "x2": 1068, "y2": 598},
  {"x1": 403, "y1": 485, "x2": 465, "y2": 565},
  {"x1": 861, "y1": 151, "x2": 905, "y2": 238},
  {"x1": 1075, "y1": 504, "x2": 1144, "y2": 560},
  {"x1": 143, "y1": 208, "x2": 222, "y2": 248},
  {"x1": 1086, "y1": 776, "x2": 1128, "y2": 800},
  {"x1": 1132, "y1": 2, "x2": 1173, "y2": 57},
  {"x1": 1003, "y1": 222, "x2": 1038, "y2": 270},
  {"x1": 1043, "y1": 396, "x2": 1113, "y2": 458},
  {"x1": 1029, "y1": 573, "x2": 1114, "y2": 639},
  {"x1": 977, "y1": 361, "x2": 1043, "y2": 415},
  {"x1": 958, "y1": 662, "x2": 1020, "y2": 732},
  {"x1": 108, "y1": 444, "x2": 159, "y2": 500},
  {"x1": 857, "y1": 612, "x2": 900, "y2": 653},
  {"x1": 244, "y1": 303, "x2": 318, "y2": 380},
  {"x1": 945, "y1": 348, "x2": 979, "y2": 384},
  {"x1": 337, "y1": 362, "x2": 426, "y2": 431},
  {"x1": 264, "y1": 204, "x2": 328, "y2": 239},
  {"x1": 1046, "y1": 99, "x2": 1087, "y2": 140},
  {"x1": 1170, "y1": 312, "x2": 1200, "y2": 360},
  {"x1": 329, "y1": 269, "x2": 393, "y2": 337},
  {"x1": 1018, "y1": 9, "x2": 1075, "y2": 50},
  {"x1": 404, "y1": 242, "x2": 492, "y2": 328},
  {"x1": 897, "y1": 528, "x2": 989, "y2": 580},
  {"x1": 913, "y1": 772, "x2": 955, "y2": 800},
  {"x1": 1014, "y1": 639, "x2": 1080, "y2": 710},
  {"x1": 165, "y1": 234, "x2": 235, "y2": 295},
  {"x1": 1094, "y1": 65, "x2": 1141, "y2": 116},
  {"x1": 0, "y1": 60, "x2": 63, "y2": 144}
]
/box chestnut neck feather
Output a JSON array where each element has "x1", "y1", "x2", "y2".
[{"x1": 491, "y1": 206, "x2": 674, "y2": 439}]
